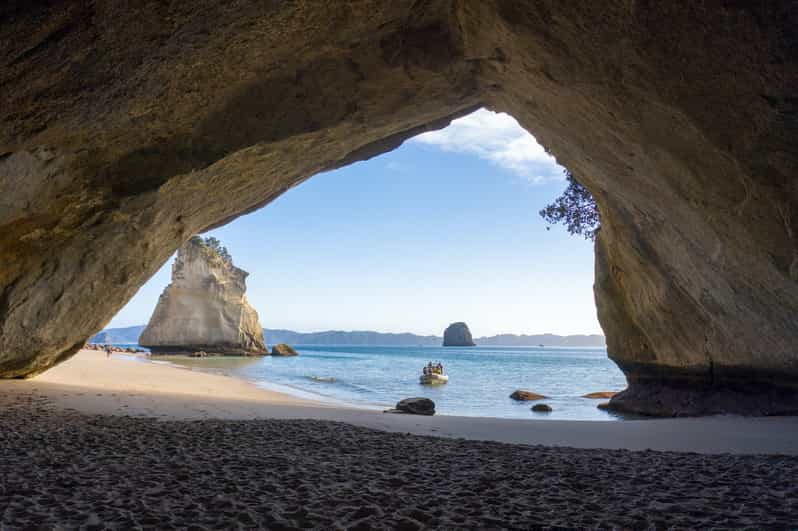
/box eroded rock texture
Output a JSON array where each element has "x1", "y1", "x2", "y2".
[
  {"x1": 1, "y1": 1, "x2": 796, "y2": 415},
  {"x1": 139, "y1": 238, "x2": 266, "y2": 356}
]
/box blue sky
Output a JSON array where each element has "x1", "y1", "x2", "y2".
[{"x1": 108, "y1": 109, "x2": 601, "y2": 337}]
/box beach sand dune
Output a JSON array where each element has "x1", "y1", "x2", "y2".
[{"x1": 1, "y1": 350, "x2": 797, "y2": 527}]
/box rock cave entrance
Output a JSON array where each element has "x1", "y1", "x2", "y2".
[
  {"x1": 1, "y1": 1, "x2": 796, "y2": 416},
  {"x1": 110, "y1": 106, "x2": 602, "y2": 353}
]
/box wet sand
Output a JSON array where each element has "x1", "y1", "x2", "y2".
[{"x1": 1, "y1": 350, "x2": 797, "y2": 527}]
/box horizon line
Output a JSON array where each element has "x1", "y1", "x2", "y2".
[{"x1": 100, "y1": 324, "x2": 605, "y2": 338}]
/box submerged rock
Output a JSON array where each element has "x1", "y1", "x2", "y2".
[
  {"x1": 442, "y1": 322, "x2": 476, "y2": 347},
  {"x1": 385, "y1": 397, "x2": 435, "y2": 416},
  {"x1": 139, "y1": 238, "x2": 267, "y2": 356},
  {"x1": 582, "y1": 391, "x2": 617, "y2": 399},
  {"x1": 510, "y1": 390, "x2": 547, "y2": 401},
  {"x1": 271, "y1": 344, "x2": 298, "y2": 357},
  {"x1": 531, "y1": 404, "x2": 552, "y2": 413}
]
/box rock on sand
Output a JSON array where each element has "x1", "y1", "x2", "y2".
[{"x1": 385, "y1": 397, "x2": 435, "y2": 416}]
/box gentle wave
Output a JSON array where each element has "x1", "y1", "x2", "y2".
[{"x1": 307, "y1": 375, "x2": 336, "y2": 383}]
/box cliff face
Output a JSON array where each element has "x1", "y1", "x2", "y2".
[
  {"x1": 443, "y1": 323, "x2": 476, "y2": 347},
  {"x1": 139, "y1": 239, "x2": 266, "y2": 355},
  {"x1": 1, "y1": 1, "x2": 797, "y2": 415}
]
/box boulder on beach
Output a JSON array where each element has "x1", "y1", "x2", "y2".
[
  {"x1": 189, "y1": 351, "x2": 208, "y2": 358},
  {"x1": 510, "y1": 390, "x2": 547, "y2": 401},
  {"x1": 582, "y1": 391, "x2": 618, "y2": 399},
  {"x1": 385, "y1": 397, "x2": 435, "y2": 416},
  {"x1": 531, "y1": 403, "x2": 552, "y2": 413},
  {"x1": 442, "y1": 322, "x2": 476, "y2": 347},
  {"x1": 271, "y1": 343, "x2": 298, "y2": 356},
  {"x1": 139, "y1": 237, "x2": 268, "y2": 356}
]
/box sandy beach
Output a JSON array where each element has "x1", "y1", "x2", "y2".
[
  {"x1": 1, "y1": 350, "x2": 797, "y2": 528},
  {"x1": 16, "y1": 350, "x2": 798, "y2": 454}
]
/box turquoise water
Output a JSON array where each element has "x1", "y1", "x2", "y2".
[{"x1": 150, "y1": 345, "x2": 627, "y2": 421}]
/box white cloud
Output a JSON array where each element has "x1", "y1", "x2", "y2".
[{"x1": 411, "y1": 108, "x2": 564, "y2": 182}]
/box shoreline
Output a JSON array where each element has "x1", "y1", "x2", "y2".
[
  {"x1": 119, "y1": 351, "x2": 369, "y2": 410},
  {"x1": 0, "y1": 349, "x2": 794, "y2": 455},
  {"x1": 142, "y1": 344, "x2": 629, "y2": 422}
]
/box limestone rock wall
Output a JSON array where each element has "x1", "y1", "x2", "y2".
[
  {"x1": 0, "y1": 0, "x2": 480, "y2": 376},
  {"x1": 464, "y1": 1, "x2": 798, "y2": 414},
  {"x1": 1, "y1": 1, "x2": 796, "y2": 414},
  {"x1": 139, "y1": 239, "x2": 266, "y2": 355}
]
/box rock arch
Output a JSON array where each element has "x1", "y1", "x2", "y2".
[{"x1": 1, "y1": 1, "x2": 796, "y2": 415}]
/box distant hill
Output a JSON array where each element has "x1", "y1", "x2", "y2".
[
  {"x1": 264, "y1": 329, "x2": 441, "y2": 346},
  {"x1": 265, "y1": 330, "x2": 606, "y2": 347},
  {"x1": 476, "y1": 333, "x2": 605, "y2": 347},
  {"x1": 90, "y1": 325, "x2": 146, "y2": 344},
  {"x1": 91, "y1": 325, "x2": 605, "y2": 347}
]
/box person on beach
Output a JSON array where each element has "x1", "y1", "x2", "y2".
[{"x1": 105, "y1": 344, "x2": 112, "y2": 358}]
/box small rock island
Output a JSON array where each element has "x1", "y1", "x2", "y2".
[
  {"x1": 271, "y1": 344, "x2": 298, "y2": 356},
  {"x1": 139, "y1": 236, "x2": 268, "y2": 356},
  {"x1": 442, "y1": 322, "x2": 476, "y2": 347}
]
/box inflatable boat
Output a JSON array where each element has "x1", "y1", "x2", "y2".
[{"x1": 420, "y1": 372, "x2": 449, "y2": 385}]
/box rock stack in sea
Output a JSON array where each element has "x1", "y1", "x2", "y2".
[
  {"x1": 139, "y1": 237, "x2": 267, "y2": 356},
  {"x1": 442, "y1": 322, "x2": 476, "y2": 347}
]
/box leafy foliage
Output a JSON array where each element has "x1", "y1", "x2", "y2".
[
  {"x1": 190, "y1": 235, "x2": 233, "y2": 264},
  {"x1": 539, "y1": 171, "x2": 600, "y2": 241}
]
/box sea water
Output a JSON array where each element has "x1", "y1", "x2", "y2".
[{"x1": 149, "y1": 345, "x2": 627, "y2": 421}]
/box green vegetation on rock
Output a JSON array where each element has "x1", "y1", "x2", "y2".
[
  {"x1": 539, "y1": 171, "x2": 600, "y2": 241},
  {"x1": 189, "y1": 236, "x2": 233, "y2": 265}
]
